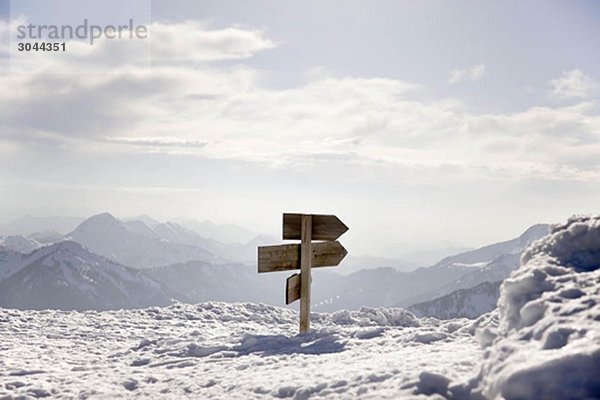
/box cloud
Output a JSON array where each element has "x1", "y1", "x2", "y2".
[
  {"x1": 3, "y1": 19, "x2": 275, "y2": 74},
  {"x1": 1, "y1": 19, "x2": 599, "y2": 186},
  {"x1": 0, "y1": 17, "x2": 9, "y2": 55},
  {"x1": 150, "y1": 21, "x2": 276, "y2": 63},
  {"x1": 551, "y1": 69, "x2": 599, "y2": 100},
  {"x1": 101, "y1": 137, "x2": 208, "y2": 150},
  {"x1": 447, "y1": 64, "x2": 486, "y2": 84}
]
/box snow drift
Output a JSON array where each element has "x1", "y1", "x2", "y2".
[
  {"x1": 0, "y1": 302, "x2": 478, "y2": 399},
  {"x1": 449, "y1": 215, "x2": 600, "y2": 400}
]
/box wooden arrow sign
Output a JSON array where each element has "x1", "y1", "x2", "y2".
[
  {"x1": 286, "y1": 273, "x2": 301, "y2": 304},
  {"x1": 283, "y1": 213, "x2": 348, "y2": 241},
  {"x1": 257, "y1": 241, "x2": 347, "y2": 273},
  {"x1": 258, "y1": 213, "x2": 348, "y2": 333}
]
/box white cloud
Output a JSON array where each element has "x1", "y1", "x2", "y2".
[
  {"x1": 447, "y1": 64, "x2": 486, "y2": 84},
  {"x1": 0, "y1": 18, "x2": 9, "y2": 55},
  {"x1": 1, "y1": 20, "x2": 599, "y2": 186},
  {"x1": 150, "y1": 21, "x2": 276, "y2": 63},
  {"x1": 551, "y1": 69, "x2": 599, "y2": 100},
  {"x1": 101, "y1": 137, "x2": 208, "y2": 150},
  {"x1": 3, "y1": 19, "x2": 276, "y2": 76}
]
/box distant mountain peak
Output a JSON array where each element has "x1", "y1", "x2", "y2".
[
  {"x1": 84, "y1": 212, "x2": 119, "y2": 224},
  {"x1": 519, "y1": 224, "x2": 550, "y2": 242},
  {"x1": 66, "y1": 213, "x2": 221, "y2": 269},
  {"x1": 68, "y1": 213, "x2": 125, "y2": 237},
  {"x1": 124, "y1": 215, "x2": 160, "y2": 226},
  {"x1": 43, "y1": 239, "x2": 86, "y2": 252}
]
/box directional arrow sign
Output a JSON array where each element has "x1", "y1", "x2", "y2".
[
  {"x1": 283, "y1": 213, "x2": 348, "y2": 241},
  {"x1": 258, "y1": 240, "x2": 347, "y2": 273},
  {"x1": 286, "y1": 273, "x2": 301, "y2": 304}
]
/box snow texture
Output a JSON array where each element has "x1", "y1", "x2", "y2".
[{"x1": 0, "y1": 303, "x2": 479, "y2": 399}]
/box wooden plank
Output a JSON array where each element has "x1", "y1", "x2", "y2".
[
  {"x1": 258, "y1": 244, "x2": 299, "y2": 272},
  {"x1": 299, "y1": 214, "x2": 312, "y2": 333},
  {"x1": 286, "y1": 273, "x2": 300, "y2": 304},
  {"x1": 283, "y1": 213, "x2": 348, "y2": 241},
  {"x1": 257, "y1": 241, "x2": 347, "y2": 273}
]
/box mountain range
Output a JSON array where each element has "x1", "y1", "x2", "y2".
[
  {"x1": 0, "y1": 241, "x2": 175, "y2": 310},
  {"x1": 397, "y1": 224, "x2": 548, "y2": 303},
  {"x1": 408, "y1": 281, "x2": 501, "y2": 319},
  {"x1": 67, "y1": 213, "x2": 222, "y2": 268},
  {"x1": 0, "y1": 213, "x2": 550, "y2": 316}
]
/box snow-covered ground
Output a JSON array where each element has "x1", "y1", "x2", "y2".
[{"x1": 0, "y1": 304, "x2": 480, "y2": 399}]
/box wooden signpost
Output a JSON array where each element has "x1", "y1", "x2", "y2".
[{"x1": 258, "y1": 213, "x2": 348, "y2": 333}]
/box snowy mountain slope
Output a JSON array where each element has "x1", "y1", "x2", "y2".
[
  {"x1": 68, "y1": 213, "x2": 275, "y2": 267},
  {"x1": 28, "y1": 231, "x2": 63, "y2": 245},
  {"x1": 312, "y1": 224, "x2": 547, "y2": 311},
  {"x1": 0, "y1": 302, "x2": 480, "y2": 399},
  {"x1": 413, "y1": 214, "x2": 600, "y2": 399},
  {"x1": 0, "y1": 246, "x2": 25, "y2": 282},
  {"x1": 67, "y1": 213, "x2": 222, "y2": 268},
  {"x1": 122, "y1": 218, "x2": 208, "y2": 248},
  {"x1": 360, "y1": 224, "x2": 550, "y2": 310},
  {"x1": 145, "y1": 260, "x2": 284, "y2": 305},
  {"x1": 151, "y1": 219, "x2": 278, "y2": 265},
  {"x1": 433, "y1": 224, "x2": 549, "y2": 268},
  {"x1": 399, "y1": 252, "x2": 520, "y2": 307},
  {"x1": 0, "y1": 235, "x2": 43, "y2": 254},
  {"x1": 0, "y1": 241, "x2": 176, "y2": 310},
  {"x1": 409, "y1": 281, "x2": 501, "y2": 319},
  {"x1": 403, "y1": 226, "x2": 544, "y2": 306}
]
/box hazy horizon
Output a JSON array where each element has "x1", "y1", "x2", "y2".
[{"x1": 0, "y1": 210, "x2": 551, "y2": 260}]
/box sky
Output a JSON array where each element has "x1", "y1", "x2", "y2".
[{"x1": 0, "y1": 0, "x2": 599, "y2": 257}]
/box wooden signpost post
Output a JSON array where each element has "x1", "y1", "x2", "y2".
[{"x1": 258, "y1": 213, "x2": 348, "y2": 333}]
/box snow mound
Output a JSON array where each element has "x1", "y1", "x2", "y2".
[
  {"x1": 463, "y1": 214, "x2": 600, "y2": 400},
  {"x1": 522, "y1": 214, "x2": 600, "y2": 272},
  {"x1": 327, "y1": 307, "x2": 419, "y2": 327}
]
